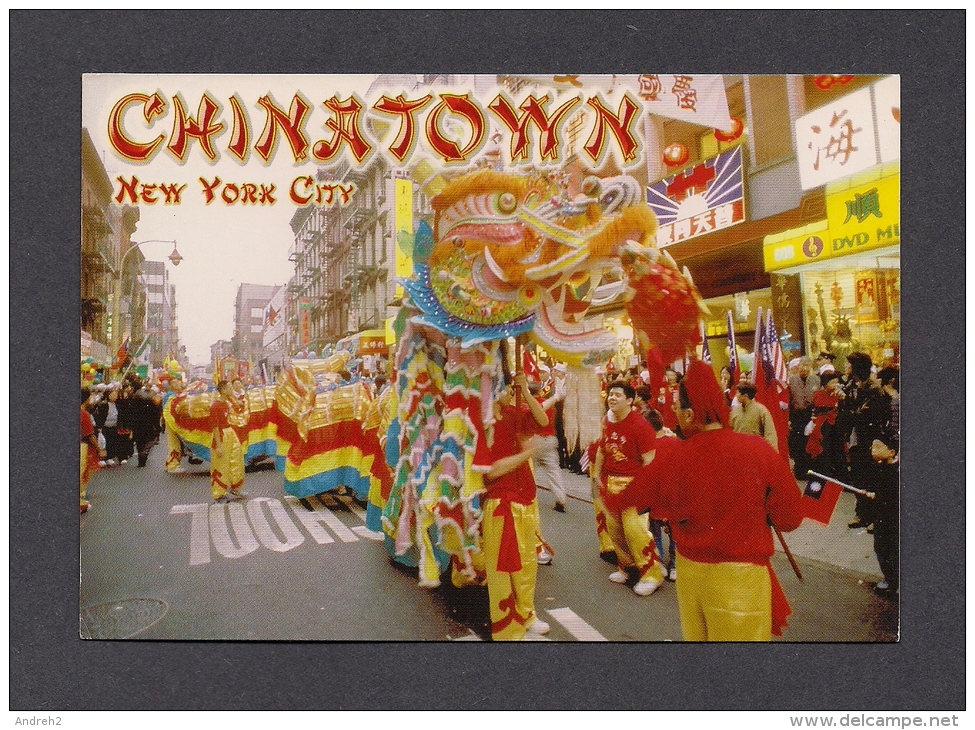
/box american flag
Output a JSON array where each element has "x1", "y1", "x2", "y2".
[
  {"x1": 756, "y1": 308, "x2": 791, "y2": 462},
  {"x1": 762, "y1": 310, "x2": 789, "y2": 388},
  {"x1": 726, "y1": 310, "x2": 739, "y2": 386}
]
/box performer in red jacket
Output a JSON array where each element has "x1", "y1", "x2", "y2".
[{"x1": 617, "y1": 361, "x2": 804, "y2": 641}]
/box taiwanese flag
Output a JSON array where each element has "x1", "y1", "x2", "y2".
[
  {"x1": 801, "y1": 474, "x2": 844, "y2": 525},
  {"x1": 700, "y1": 321, "x2": 712, "y2": 364}
]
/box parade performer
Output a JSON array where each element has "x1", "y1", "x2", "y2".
[
  {"x1": 477, "y1": 373, "x2": 550, "y2": 641},
  {"x1": 80, "y1": 387, "x2": 104, "y2": 514},
  {"x1": 592, "y1": 380, "x2": 665, "y2": 596},
  {"x1": 163, "y1": 378, "x2": 191, "y2": 473},
  {"x1": 209, "y1": 380, "x2": 246, "y2": 503},
  {"x1": 617, "y1": 361, "x2": 804, "y2": 641}
]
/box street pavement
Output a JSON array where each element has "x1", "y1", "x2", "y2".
[{"x1": 79, "y1": 442, "x2": 898, "y2": 642}]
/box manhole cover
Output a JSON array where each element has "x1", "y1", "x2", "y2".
[{"x1": 80, "y1": 598, "x2": 169, "y2": 639}]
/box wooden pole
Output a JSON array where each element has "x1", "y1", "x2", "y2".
[{"x1": 773, "y1": 523, "x2": 803, "y2": 581}]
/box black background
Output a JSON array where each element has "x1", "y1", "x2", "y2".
[{"x1": 10, "y1": 10, "x2": 965, "y2": 711}]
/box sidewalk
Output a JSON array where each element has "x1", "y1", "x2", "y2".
[{"x1": 552, "y1": 468, "x2": 882, "y2": 578}]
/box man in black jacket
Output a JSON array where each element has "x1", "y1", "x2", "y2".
[{"x1": 836, "y1": 352, "x2": 890, "y2": 530}]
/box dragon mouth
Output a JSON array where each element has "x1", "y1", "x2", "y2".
[{"x1": 440, "y1": 222, "x2": 523, "y2": 246}]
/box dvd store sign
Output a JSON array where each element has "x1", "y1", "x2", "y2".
[{"x1": 647, "y1": 146, "x2": 745, "y2": 248}]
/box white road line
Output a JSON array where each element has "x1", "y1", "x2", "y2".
[
  {"x1": 546, "y1": 607, "x2": 608, "y2": 641},
  {"x1": 282, "y1": 496, "x2": 335, "y2": 544},
  {"x1": 247, "y1": 498, "x2": 306, "y2": 552},
  {"x1": 170, "y1": 504, "x2": 211, "y2": 565},
  {"x1": 305, "y1": 495, "x2": 359, "y2": 542},
  {"x1": 209, "y1": 502, "x2": 260, "y2": 559},
  {"x1": 352, "y1": 525, "x2": 385, "y2": 540}
]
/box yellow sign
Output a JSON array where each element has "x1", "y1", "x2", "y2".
[
  {"x1": 763, "y1": 220, "x2": 830, "y2": 272},
  {"x1": 764, "y1": 167, "x2": 899, "y2": 273},
  {"x1": 394, "y1": 177, "x2": 414, "y2": 298},
  {"x1": 826, "y1": 170, "x2": 900, "y2": 256}
]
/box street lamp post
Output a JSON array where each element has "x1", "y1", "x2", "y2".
[{"x1": 111, "y1": 240, "x2": 183, "y2": 373}]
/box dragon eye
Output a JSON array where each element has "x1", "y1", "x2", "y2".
[{"x1": 498, "y1": 192, "x2": 517, "y2": 214}]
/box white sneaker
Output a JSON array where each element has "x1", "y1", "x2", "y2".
[
  {"x1": 633, "y1": 578, "x2": 663, "y2": 596},
  {"x1": 536, "y1": 549, "x2": 553, "y2": 565},
  {"x1": 609, "y1": 570, "x2": 628, "y2": 584},
  {"x1": 527, "y1": 618, "x2": 550, "y2": 635},
  {"x1": 668, "y1": 568, "x2": 677, "y2": 582},
  {"x1": 98, "y1": 460, "x2": 107, "y2": 467}
]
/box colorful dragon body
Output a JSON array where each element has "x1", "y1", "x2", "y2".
[
  {"x1": 165, "y1": 169, "x2": 706, "y2": 589},
  {"x1": 384, "y1": 169, "x2": 707, "y2": 586}
]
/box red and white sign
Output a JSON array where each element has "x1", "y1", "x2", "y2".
[
  {"x1": 795, "y1": 78, "x2": 900, "y2": 190},
  {"x1": 647, "y1": 146, "x2": 745, "y2": 248}
]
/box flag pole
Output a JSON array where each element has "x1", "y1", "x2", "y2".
[
  {"x1": 806, "y1": 470, "x2": 875, "y2": 498},
  {"x1": 773, "y1": 523, "x2": 803, "y2": 581}
]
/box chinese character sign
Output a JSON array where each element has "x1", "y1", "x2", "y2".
[
  {"x1": 873, "y1": 75, "x2": 901, "y2": 164},
  {"x1": 647, "y1": 146, "x2": 745, "y2": 248},
  {"x1": 796, "y1": 85, "x2": 879, "y2": 190}
]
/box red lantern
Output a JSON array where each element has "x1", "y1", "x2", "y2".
[
  {"x1": 714, "y1": 116, "x2": 744, "y2": 142},
  {"x1": 813, "y1": 74, "x2": 854, "y2": 90},
  {"x1": 663, "y1": 142, "x2": 689, "y2": 168}
]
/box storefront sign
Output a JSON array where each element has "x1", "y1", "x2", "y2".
[
  {"x1": 826, "y1": 170, "x2": 900, "y2": 254},
  {"x1": 394, "y1": 177, "x2": 413, "y2": 299},
  {"x1": 796, "y1": 77, "x2": 900, "y2": 190},
  {"x1": 299, "y1": 298, "x2": 311, "y2": 346},
  {"x1": 763, "y1": 220, "x2": 830, "y2": 272},
  {"x1": 647, "y1": 146, "x2": 745, "y2": 248},
  {"x1": 764, "y1": 170, "x2": 899, "y2": 272},
  {"x1": 873, "y1": 75, "x2": 901, "y2": 164}
]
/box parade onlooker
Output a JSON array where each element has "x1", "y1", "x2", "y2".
[
  {"x1": 816, "y1": 351, "x2": 837, "y2": 377},
  {"x1": 209, "y1": 380, "x2": 247, "y2": 503},
  {"x1": 620, "y1": 361, "x2": 804, "y2": 641},
  {"x1": 644, "y1": 408, "x2": 680, "y2": 582},
  {"x1": 91, "y1": 387, "x2": 128, "y2": 466},
  {"x1": 80, "y1": 387, "x2": 104, "y2": 514},
  {"x1": 872, "y1": 366, "x2": 899, "y2": 597},
  {"x1": 592, "y1": 381, "x2": 665, "y2": 597},
  {"x1": 837, "y1": 352, "x2": 890, "y2": 530},
  {"x1": 805, "y1": 370, "x2": 846, "y2": 481},
  {"x1": 528, "y1": 379, "x2": 569, "y2": 513},
  {"x1": 719, "y1": 366, "x2": 734, "y2": 406},
  {"x1": 130, "y1": 382, "x2": 162, "y2": 468},
  {"x1": 788, "y1": 357, "x2": 820, "y2": 479},
  {"x1": 656, "y1": 368, "x2": 680, "y2": 432},
  {"x1": 479, "y1": 373, "x2": 550, "y2": 641},
  {"x1": 731, "y1": 382, "x2": 779, "y2": 451}
]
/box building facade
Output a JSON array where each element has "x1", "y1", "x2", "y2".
[
  {"x1": 81, "y1": 127, "x2": 141, "y2": 362},
  {"x1": 140, "y1": 259, "x2": 181, "y2": 368},
  {"x1": 233, "y1": 283, "x2": 280, "y2": 367}
]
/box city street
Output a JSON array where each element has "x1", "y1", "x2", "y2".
[{"x1": 80, "y1": 443, "x2": 898, "y2": 643}]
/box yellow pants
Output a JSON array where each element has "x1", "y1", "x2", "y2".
[
  {"x1": 482, "y1": 497, "x2": 540, "y2": 641},
  {"x1": 603, "y1": 475, "x2": 663, "y2": 582},
  {"x1": 593, "y1": 496, "x2": 617, "y2": 554},
  {"x1": 210, "y1": 428, "x2": 244, "y2": 500},
  {"x1": 80, "y1": 442, "x2": 92, "y2": 509},
  {"x1": 675, "y1": 554, "x2": 772, "y2": 642},
  {"x1": 166, "y1": 425, "x2": 183, "y2": 472}
]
